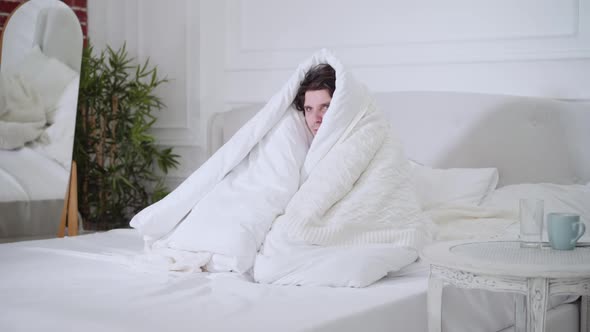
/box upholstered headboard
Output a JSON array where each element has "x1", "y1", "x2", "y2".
[{"x1": 208, "y1": 91, "x2": 590, "y2": 187}]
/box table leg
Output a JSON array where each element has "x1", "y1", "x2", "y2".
[
  {"x1": 428, "y1": 275, "x2": 443, "y2": 332},
  {"x1": 515, "y1": 294, "x2": 526, "y2": 332},
  {"x1": 526, "y1": 278, "x2": 548, "y2": 332}
]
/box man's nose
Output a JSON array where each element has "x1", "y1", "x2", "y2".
[{"x1": 315, "y1": 110, "x2": 324, "y2": 121}]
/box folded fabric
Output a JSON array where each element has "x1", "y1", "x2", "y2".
[
  {"x1": 5, "y1": 45, "x2": 77, "y2": 124},
  {"x1": 154, "y1": 108, "x2": 310, "y2": 273},
  {"x1": 0, "y1": 73, "x2": 46, "y2": 149},
  {"x1": 31, "y1": 76, "x2": 80, "y2": 170},
  {"x1": 131, "y1": 49, "x2": 434, "y2": 287},
  {"x1": 254, "y1": 227, "x2": 418, "y2": 287},
  {"x1": 425, "y1": 204, "x2": 517, "y2": 241}
]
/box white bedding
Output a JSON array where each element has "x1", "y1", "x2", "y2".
[
  {"x1": 131, "y1": 49, "x2": 432, "y2": 287},
  {"x1": 0, "y1": 230, "x2": 577, "y2": 332},
  {"x1": 0, "y1": 146, "x2": 68, "y2": 201},
  {"x1": 0, "y1": 230, "x2": 428, "y2": 332},
  {"x1": 0, "y1": 47, "x2": 79, "y2": 203},
  {"x1": 0, "y1": 72, "x2": 46, "y2": 150}
]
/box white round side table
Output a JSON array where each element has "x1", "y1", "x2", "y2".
[{"x1": 421, "y1": 240, "x2": 590, "y2": 332}]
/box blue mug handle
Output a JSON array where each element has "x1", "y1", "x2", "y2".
[{"x1": 571, "y1": 222, "x2": 586, "y2": 246}]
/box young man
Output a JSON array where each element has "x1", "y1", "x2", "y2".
[{"x1": 292, "y1": 64, "x2": 336, "y2": 136}]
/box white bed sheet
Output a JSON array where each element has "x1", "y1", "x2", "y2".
[
  {"x1": 0, "y1": 229, "x2": 426, "y2": 332},
  {"x1": 0, "y1": 230, "x2": 578, "y2": 332},
  {"x1": 0, "y1": 146, "x2": 68, "y2": 201}
]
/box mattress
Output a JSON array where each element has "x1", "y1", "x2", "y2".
[{"x1": 0, "y1": 230, "x2": 578, "y2": 332}]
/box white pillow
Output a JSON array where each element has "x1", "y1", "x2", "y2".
[
  {"x1": 0, "y1": 73, "x2": 44, "y2": 123},
  {"x1": 5, "y1": 45, "x2": 77, "y2": 125},
  {"x1": 33, "y1": 76, "x2": 79, "y2": 169},
  {"x1": 0, "y1": 73, "x2": 46, "y2": 149},
  {"x1": 482, "y1": 183, "x2": 590, "y2": 226},
  {"x1": 410, "y1": 161, "x2": 499, "y2": 210}
]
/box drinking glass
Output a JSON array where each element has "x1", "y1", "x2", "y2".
[{"x1": 519, "y1": 198, "x2": 544, "y2": 248}]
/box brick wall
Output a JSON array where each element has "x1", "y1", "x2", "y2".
[{"x1": 0, "y1": 0, "x2": 88, "y2": 38}]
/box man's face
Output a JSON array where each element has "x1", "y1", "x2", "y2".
[{"x1": 303, "y1": 89, "x2": 331, "y2": 136}]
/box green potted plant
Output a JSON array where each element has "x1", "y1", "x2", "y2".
[{"x1": 74, "y1": 43, "x2": 179, "y2": 230}]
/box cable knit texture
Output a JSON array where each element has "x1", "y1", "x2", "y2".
[{"x1": 280, "y1": 104, "x2": 432, "y2": 248}]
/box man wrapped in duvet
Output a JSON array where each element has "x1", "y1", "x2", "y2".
[{"x1": 130, "y1": 49, "x2": 435, "y2": 287}]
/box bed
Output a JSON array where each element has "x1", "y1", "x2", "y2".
[
  {"x1": 0, "y1": 0, "x2": 82, "y2": 239},
  {"x1": 1, "y1": 91, "x2": 589, "y2": 332}
]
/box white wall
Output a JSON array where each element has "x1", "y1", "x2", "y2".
[
  {"x1": 224, "y1": 0, "x2": 590, "y2": 102},
  {"x1": 88, "y1": 0, "x2": 204, "y2": 188},
  {"x1": 89, "y1": 0, "x2": 590, "y2": 185}
]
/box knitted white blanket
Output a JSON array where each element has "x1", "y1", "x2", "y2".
[
  {"x1": 130, "y1": 50, "x2": 433, "y2": 285},
  {"x1": 279, "y1": 105, "x2": 429, "y2": 247},
  {"x1": 253, "y1": 73, "x2": 433, "y2": 286}
]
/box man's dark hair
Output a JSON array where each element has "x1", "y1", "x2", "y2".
[{"x1": 293, "y1": 64, "x2": 336, "y2": 112}]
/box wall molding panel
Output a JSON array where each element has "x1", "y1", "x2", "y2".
[
  {"x1": 237, "y1": 0, "x2": 581, "y2": 51},
  {"x1": 222, "y1": 0, "x2": 590, "y2": 103},
  {"x1": 88, "y1": 0, "x2": 202, "y2": 186},
  {"x1": 89, "y1": 0, "x2": 590, "y2": 182},
  {"x1": 226, "y1": 0, "x2": 589, "y2": 71}
]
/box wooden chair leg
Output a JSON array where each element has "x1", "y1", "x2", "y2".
[
  {"x1": 582, "y1": 296, "x2": 589, "y2": 332},
  {"x1": 57, "y1": 168, "x2": 71, "y2": 237},
  {"x1": 68, "y1": 161, "x2": 79, "y2": 236},
  {"x1": 57, "y1": 160, "x2": 79, "y2": 237}
]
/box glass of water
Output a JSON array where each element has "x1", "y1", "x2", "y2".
[{"x1": 519, "y1": 198, "x2": 544, "y2": 248}]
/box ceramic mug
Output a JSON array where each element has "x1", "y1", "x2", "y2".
[{"x1": 547, "y1": 213, "x2": 586, "y2": 250}]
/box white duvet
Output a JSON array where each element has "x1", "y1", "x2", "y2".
[{"x1": 131, "y1": 49, "x2": 434, "y2": 287}]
